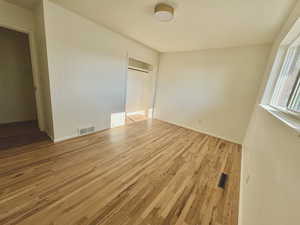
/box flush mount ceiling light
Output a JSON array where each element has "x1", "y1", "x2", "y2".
[{"x1": 154, "y1": 3, "x2": 174, "y2": 22}]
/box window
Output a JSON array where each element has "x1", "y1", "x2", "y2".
[
  {"x1": 261, "y1": 19, "x2": 300, "y2": 132},
  {"x1": 264, "y1": 19, "x2": 300, "y2": 125},
  {"x1": 271, "y1": 45, "x2": 300, "y2": 114}
]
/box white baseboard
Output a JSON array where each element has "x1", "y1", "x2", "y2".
[
  {"x1": 53, "y1": 127, "x2": 108, "y2": 143},
  {"x1": 53, "y1": 134, "x2": 77, "y2": 143},
  {"x1": 155, "y1": 118, "x2": 241, "y2": 144},
  {"x1": 51, "y1": 118, "x2": 241, "y2": 145}
]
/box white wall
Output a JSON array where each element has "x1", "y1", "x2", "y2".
[
  {"x1": 0, "y1": 27, "x2": 37, "y2": 123},
  {"x1": 154, "y1": 46, "x2": 271, "y2": 143},
  {"x1": 43, "y1": 1, "x2": 159, "y2": 141},
  {"x1": 240, "y1": 1, "x2": 300, "y2": 225}
]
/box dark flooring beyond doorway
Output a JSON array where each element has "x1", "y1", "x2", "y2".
[{"x1": 0, "y1": 120, "x2": 49, "y2": 150}]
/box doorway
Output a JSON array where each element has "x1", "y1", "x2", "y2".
[
  {"x1": 0, "y1": 27, "x2": 48, "y2": 150},
  {"x1": 125, "y1": 60, "x2": 155, "y2": 125}
]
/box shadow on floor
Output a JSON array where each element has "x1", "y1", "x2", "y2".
[{"x1": 0, "y1": 120, "x2": 50, "y2": 150}]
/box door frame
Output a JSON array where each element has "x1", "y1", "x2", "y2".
[
  {"x1": 0, "y1": 23, "x2": 45, "y2": 131},
  {"x1": 124, "y1": 55, "x2": 157, "y2": 119}
]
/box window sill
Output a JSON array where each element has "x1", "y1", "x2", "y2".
[{"x1": 260, "y1": 104, "x2": 300, "y2": 133}]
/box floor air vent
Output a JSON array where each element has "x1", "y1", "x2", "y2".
[
  {"x1": 218, "y1": 173, "x2": 228, "y2": 189},
  {"x1": 78, "y1": 126, "x2": 95, "y2": 136}
]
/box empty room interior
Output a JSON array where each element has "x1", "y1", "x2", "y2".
[{"x1": 0, "y1": 0, "x2": 299, "y2": 224}]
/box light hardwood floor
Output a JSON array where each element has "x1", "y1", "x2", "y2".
[
  {"x1": 0, "y1": 119, "x2": 241, "y2": 225},
  {"x1": 125, "y1": 114, "x2": 148, "y2": 124}
]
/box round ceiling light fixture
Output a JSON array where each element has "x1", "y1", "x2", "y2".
[{"x1": 154, "y1": 3, "x2": 174, "y2": 22}]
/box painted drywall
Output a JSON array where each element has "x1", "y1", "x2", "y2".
[
  {"x1": 0, "y1": 27, "x2": 37, "y2": 123},
  {"x1": 43, "y1": 1, "x2": 159, "y2": 141},
  {"x1": 126, "y1": 69, "x2": 154, "y2": 116},
  {"x1": 240, "y1": 1, "x2": 300, "y2": 225},
  {"x1": 154, "y1": 45, "x2": 271, "y2": 143}
]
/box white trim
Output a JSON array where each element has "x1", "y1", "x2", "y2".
[
  {"x1": 125, "y1": 55, "x2": 158, "y2": 119},
  {"x1": 124, "y1": 53, "x2": 129, "y2": 115},
  {"x1": 260, "y1": 104, "x2": 300, "y2": 133},
  {"x1": 28, "y1": 31, "x2": 45, "y2": 131},
  {"x1": 155, "y1": 118, "x2": 241, "y2": 144},
  {"x1": 270, "y1": 105, "x2": 300, "y2": 118},
  {"x1": 152, "y1": 53, "x2": 161, "y2": 118},
  {"x1": 53, "y1": 134, "x2": 78, "y2": 143},
  {"x1": 261, "y1": 46, "x2": 288, "y2": 104},
  {"x1": 128, "y1": 66, "x2": 150, "y2": 73},
  {"x1": 0, "y1": 23, "x2": 45, "y2": 131},
  {"x1": 262, "y1": 17, "x2": 300, "y2": 131},
  {"x1": 281, "y1": 18, "x2": 300, "y2": 45},
  {"x1": 262, "y1": 19, "x2": 300, "y2": 105},
  {"x1": 53, "y1": 127, "x2": 107, "y2": 143},
  {"x1": 238, "y1": 143, "x2": 246, "y2": 225}
]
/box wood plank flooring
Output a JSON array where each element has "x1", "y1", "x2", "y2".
[
  {"x1": 0, "y1": 119, "x2": 241, "y2": 225},
  {"x1": 125, "y1": 114, "x2": 148, "y2": 125}
]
